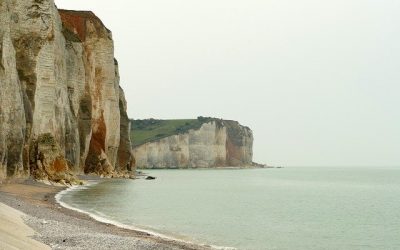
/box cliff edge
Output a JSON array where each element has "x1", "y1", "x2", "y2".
[
  {"x1": 132, "y1": 118, "x2": 254, "y2": 168},
  {"x1": 0, "y1": 0, "x2": 134, "y2": 183}
]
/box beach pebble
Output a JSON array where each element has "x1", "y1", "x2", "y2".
[{"x1": 0, "y1": 190, "x2": 207, "y2": 250}]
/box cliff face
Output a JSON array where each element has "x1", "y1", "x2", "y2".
[
  {"x1": 133, "y1": 120, "x2": 253, "y2": 168},
  {"x1": 0, "y1": 0, "x2": 134, "y2": 182}
]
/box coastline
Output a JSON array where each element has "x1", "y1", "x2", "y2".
[
  {"x1": 136, "y1": 165, "x2": 271, "y2": 170},
  {"x1": 0, "y1": 179, "x2": 212, "y2": 250}
]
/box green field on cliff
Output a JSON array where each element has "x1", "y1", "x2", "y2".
[{"x1": 130, "y1": 117, "x2": 215, "y2": 147}]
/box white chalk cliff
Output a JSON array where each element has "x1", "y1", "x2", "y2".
[
  {"x1": 133, "y1": 120, "x2": 254, "y2": 169},
  {"x1": 0, "y1": 0, "x2": 134, "y2": 182}
]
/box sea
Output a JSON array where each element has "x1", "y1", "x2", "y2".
[{"x1": 56, "y1": 167, "x2": 400, "y2": 250}]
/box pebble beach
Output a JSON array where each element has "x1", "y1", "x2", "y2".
[{"x1": 0, "y1": 180, "x2": 210, "y2": 250}]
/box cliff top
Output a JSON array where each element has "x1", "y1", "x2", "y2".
[
  {"x1": 130, "y1": 117, "x2": 250, "y2": 147},
  {"x1": 58, "y1": 9, "x2": 111, "y2": 42},
  {"x1": 131, "y1": 117, "x2": 219, "y2": 147}
]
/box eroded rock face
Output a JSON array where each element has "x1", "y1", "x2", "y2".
[
  {"x1": 59, "y1": 10, "x2": 121, "y2": 175},
  {"x1": 117, "y1": 85, "x2": 135, "y2": 172},
  {"x1": 0, "y1": 0, "x2": 27, "y2": 179},
  {"x1": 133, "y1": 121, "x2": 254, "y2": 168},
  {"x1": 0, "y1": 0, "x2": 134, "y2": 181},
  {"x1": 29, "y1": 134, "x2": 76, "y2": 184}
]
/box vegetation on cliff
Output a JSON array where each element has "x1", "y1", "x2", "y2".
[
  {"x1": 130, "y1": 117, "x2": 217, "y2": 147},
  {"x1": 132, "y1": 118, "x2": 255, "y2": 168}
]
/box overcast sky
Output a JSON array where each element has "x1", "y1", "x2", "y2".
[{"x1": 56, "y1": 0, "x2": 400, "y2": 167}]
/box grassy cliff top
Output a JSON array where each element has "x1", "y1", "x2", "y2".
[{"x1": 130, "y1": 117, "x2": 216, "y2": 147}]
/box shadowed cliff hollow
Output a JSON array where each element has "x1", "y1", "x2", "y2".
[
  {"x1": 131, "y1": 118, "x2": 254, "y2": 169},
  {"x1": 0, "y1": 0, "x2": 134, "y2": 183}
]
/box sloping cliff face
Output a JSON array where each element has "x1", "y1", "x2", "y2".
[
  {"x1": 133, "y1": 120, "x2": 253, "y2": 168},
  {"x1": 0, "y1": 0, "x2": 134, "y2": 182}
]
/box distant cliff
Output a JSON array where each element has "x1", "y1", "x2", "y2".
[
  {"x1": 0, "y1": 1, "x2": 134, "y2": 183},
  {"x1": 132, "y1": 118, "x2": 254, "y2": 168}
]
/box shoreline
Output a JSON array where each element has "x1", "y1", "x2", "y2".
[
  {"x1": 136, "y1": 165, "x2": 275, "y2": 171},
  {"x1": 55, "y1": 180, "x2": 231, "y2": 249},
  {"x1": 0, "y1": 179, "x2": 212, "y2": 250}
]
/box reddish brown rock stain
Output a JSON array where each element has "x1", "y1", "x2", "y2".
[
  {"x1": 226, "y1": 137, "x2": 242, "y2": 166},
  {"x1": 84, "y1": 113, "x2": 108, "y2": 173},
  {"x1": 52, "y1": 156, "x2": 68, "y2": 173},
  {"x1": 91, "y1": 113, "x2": 107, "y2": 153},
  {"x1": 59, "y1": 10, "x2": 110, "y2": 42},
  {"x1": 59, "y1": 11, "x2": 87, "y2": 42}
]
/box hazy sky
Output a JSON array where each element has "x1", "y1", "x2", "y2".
[{"x1": 56, "y1": 0, "x2": 400, "y2": 167}]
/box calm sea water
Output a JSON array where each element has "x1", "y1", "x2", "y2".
[{"x1": 58, "y1": 168, "x2": 400, "y2": 250}]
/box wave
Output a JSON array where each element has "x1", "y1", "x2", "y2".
[{"x1": 55, "y1": 181, "x2": 235, "y2": 250}]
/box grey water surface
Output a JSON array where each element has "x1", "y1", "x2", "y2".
[{"x1": 59, "y1": 167, "x2": 400, "y2": 250}]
